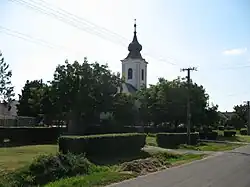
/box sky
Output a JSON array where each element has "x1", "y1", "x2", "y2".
[{"x1": 0, "y1": 0, "x2": 250, "y2": 111}]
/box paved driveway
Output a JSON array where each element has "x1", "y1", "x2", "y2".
[{"x1": 108, "y1": 145, "x2": 250, "y2": 187}]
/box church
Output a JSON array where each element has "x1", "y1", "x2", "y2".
[{"x1": 120, "y1": 20, "x2": 148, "y2": 94}]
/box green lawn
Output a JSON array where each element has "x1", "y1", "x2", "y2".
[
  {"x1": 45, "y1": 171, "x2": 136, "y2": 187},
  {"x1": 146, "y1": 135, "x2": 157, "y2": 147},
  {"x1": 0, "y1": 143, "x2": 205, "y2": 187},
  {"x1": 179, "y1": 142, "x2": 242, "y2": 151},
  {"x1": 146, "y1": 135, "x2": 245, "y2": 151},
  {"x1": 0, "y1": 145, "x2": 57, "y2": 173},
  {"x1": 217, "y1": 135, "x2": 250, "y2": 143}
]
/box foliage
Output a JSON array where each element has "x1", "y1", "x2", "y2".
[
  {"x1": 224, "y1": 130, "x2": 236, "y2": 137},
  {"x1": 136, "y1": 77, "x2": 216, "y2": 128},
  {"x1": 199, "y1": 131, "x2": 218, "y2": 140},
  {"x1": 45, "y1": 171, "x2": 135, "y2": 187},
  {"x1": 240, "y1": 128, "x2": 248, "y2": 135},
  {"x1": 0, "y1": 127, "x2": 65, "y2": 146},
  {"x1": 0, "y1": 152, "x2": 95, "y2": 186},
  {"x1": 111, "y1": 93, "x2": 138, "y2": 127},
  {"x1": 59, "y1": 133, "x2": 146, "y2": 156},
  {"x1": 0, "y1": 52, "x2": 14, "y2": 103},
  {"x1": 156, "y1": 133, "x2": 199, "y2": 148},
  {"x1": 50, "y1": 59, "x2": 121, "y2": 133}
]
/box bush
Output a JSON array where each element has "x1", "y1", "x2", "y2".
[
  {"x1": 156, "y1": 133, "x2": 199, "y2": 148},
  {"x1": 240, "y1": 128, "x2": 248, "y2": 135},
  {"x1": 59, "y1": 133, "x2": 146, "y2": 156},
  {"x1": 1, "y1": 153, "x2": 95, "y2": 186},
  {"x1": 198, "y1": 131, "x2": 218, "y2": 140},
  {"x1": 224, "y1": 130, "x2": 236, "y2": 137},
  {"x1": 218, "y1": 126, "x2": 224, "y2": 131},
  {"x1": 0, "y1": 127, "x2": 66, "y2": 146}
]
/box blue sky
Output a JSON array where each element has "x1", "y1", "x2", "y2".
[{"x1": 0, "y1": 0, "x2": 250, "y2": 111}]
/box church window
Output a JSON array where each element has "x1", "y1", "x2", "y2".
[
  {"x1": 141, "y1": 69, "x2": 144, "y2": 80},
  {"x1": 128, "y1": 68, "x2": 133, "y2": 79}
]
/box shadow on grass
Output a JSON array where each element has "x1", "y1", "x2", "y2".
[
  {"x1": 88, "y1": 150, "x2": 151, "y2": 166},
  {"x1": 217, "y1": 135, "x2": 242, "y2": 142}
]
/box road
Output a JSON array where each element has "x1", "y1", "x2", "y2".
[{"x1": 109, "y1": 145, "x2": 250, "y2": 187}]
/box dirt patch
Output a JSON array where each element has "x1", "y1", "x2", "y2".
[{"x1": 120, "y1": 157, "x2": 168, "y2": 175}]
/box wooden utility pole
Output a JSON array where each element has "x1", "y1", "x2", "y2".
[
  {"x1": 181, "y1": 67, "x2": 197, "y2": 145},
  {"x1": 247, "y1": 101, "x2": 250, "y2": 135}
]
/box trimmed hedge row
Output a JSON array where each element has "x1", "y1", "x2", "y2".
[
  {"x1": 59, "y1": 133, "x2": 146, "y2": 156},
  {"x1": 0, "y1": 127, "x2": 66, "y2": 146},
  {"x1": 224, "y1": 130, "x2": 236, "y2": 137},
  {"x1": 240, "y1": 128, "x2": 248, "y2": 135},
  {"x1": 199, "y1": 131, "x2": 218, "y2": 140},
  {"x1": 156, "y1": 133, "x2": 199, "y2": 148}
]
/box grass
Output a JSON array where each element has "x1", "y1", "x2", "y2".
[
  {"x1": 0, "y1": 145, "x2": 57, "y2": 173},
  {"x1": 45, "y1": 152, "x2": 204, "y2": 187},
  {"x1": 146, "y1": 135, "x2": 157, "y2": 147},
  {"x1": 146, "y1": 134, "x2": 245, "y2": 152},
  {"x1": 45, "y1": 171, "x2": 136, "y2": 187},
  {"x1": 179, "y1": 142, "x2": 243, "y2": 151}
]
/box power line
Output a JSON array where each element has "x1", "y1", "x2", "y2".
[{"x1": 8, "y1": 0, "x2": 180, "y2": 66}]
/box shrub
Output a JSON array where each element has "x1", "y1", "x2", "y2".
[
  {"x1": 198, "y1": 131, "x2": 218, "y2": 140},
  {"x1": 224, "y1": 130, "x2": 236, "y2": 137},
  {"x1": 59, "y1": 133, "x2": 146, "y2": 156},
  {"x1": 1, "y1": 153, "x2": 95, "y2": 186},
  {"x1": 156, "y1": 133, "x2": 199, "y2": 148},
  {"x1": 240, "y1": 128, "x2": 248, "y2": 135},
  {"x1": 0, "y1": 127, "x2": 66, "y2": 146},
  {"x1": 218, "y1": 126, "x2": 224, "y2": 131}
]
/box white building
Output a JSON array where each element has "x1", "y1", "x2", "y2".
[{"x1": 121, "y1": 20, "x2": 148, "y2": 94}]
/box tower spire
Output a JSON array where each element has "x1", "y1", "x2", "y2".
[
  {"x1": 125, "y1": 19, "x2": 142, "y2": 59},
  {"x1": 134, "y1": 19, "x2": 137, "y2": 34}
]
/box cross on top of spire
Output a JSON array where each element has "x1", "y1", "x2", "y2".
[{"x1": 134, "y1": 19, "x2": 137, "y2": 33}]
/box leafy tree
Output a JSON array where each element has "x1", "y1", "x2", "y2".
[
  {"x1": 233, "y1": 104, "x2": 247, "y2": 124},
  {"x1": 50, "y1": 58, "x2": 121, "y2": 133},
  {"x1": 136, "y1": 77, "x2": 210, "y2": 128},
  {"x1": 17, "y1": 80, "x2": 45, "y2": 117},
  {"x1": 111, "y1": 93, "x2": 138, "y2": 127},
  {"x1": 0, "y1": 52, "x2": 14, "y2": 104}
]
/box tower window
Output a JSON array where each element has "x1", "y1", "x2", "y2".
[
  {"x1": 128, "y1": 68, "x2": 133, "y2": 79},
  {"x1": 141, "y1": 69, "x2": 144, "y2": 80}
]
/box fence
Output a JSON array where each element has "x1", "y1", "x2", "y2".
[{"x1": 0, "y1": 115, "x2": 36, "y2": 127}]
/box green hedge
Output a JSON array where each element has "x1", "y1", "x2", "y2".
[
  {"x1": 240, "y1": 128, "x2": 248, "y2": 135},
  {"x1": 199, "y1": 131, "x2": 218, "y2": 140},
  {"x1": 224, "y1": 130, "x2": 236, "y2": 137},
  {"x1": 0, "y1": 127, "x2": 66, "y2": 146},
  {"x1": 156, "y1": 133, "x2": 199, "y2": 148},
  {"x1": 59, "y1": 133, "x2": 146, "y2": 156}
]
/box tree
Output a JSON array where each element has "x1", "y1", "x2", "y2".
[
  {"x1": 17, "y1": 79, "x2": 46, "y2": 117},
  {"x1": 112, "y1": 93, "x2": 138, "y2": 127},
  {"x1": 0, "y1": 52, "x2": 14, "y2": 104},
  {"x1": 136, "y1": 77, "x2": 211, "y2": 128},
  {"x1": 233, "y1": 104, "x2": 247, "y2": 124},
  {"x1": 50, "y1": 58, "x2": 121, "y2": 133}
]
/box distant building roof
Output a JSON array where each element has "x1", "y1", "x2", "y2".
[{"x1": 121, "y1": 83, "x2": 137, "y2": 94}]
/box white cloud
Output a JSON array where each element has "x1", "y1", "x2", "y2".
[{"x1": 223, "y1": 48, "x2": 247, "y2": 55}]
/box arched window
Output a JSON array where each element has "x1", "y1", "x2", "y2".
[
  {"x1": 128, "y1": 68, "x2": 133, "y2": 79},
  {"x1": 141, "y1": 69, "x2": 144, "y2": 80}
]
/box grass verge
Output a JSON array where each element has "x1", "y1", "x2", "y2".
[
  {"x1": 0, "y1": 145, "x2": 57, "y2": 174},
  {"x1": 179, "y1": 142, "x2": 243, "y2": 151},
  {"x1": 45, "y1": 171, "x2": 136, "y2": 187}
]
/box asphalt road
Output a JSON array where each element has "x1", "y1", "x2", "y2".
[{"x1": 109, "y1": 145, "x2": 250, "y2": 187}]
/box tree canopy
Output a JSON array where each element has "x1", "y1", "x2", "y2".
[{"x1": 0, "y1": 52, "x2": 14, "y2": 104}]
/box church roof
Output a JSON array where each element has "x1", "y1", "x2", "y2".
[
  {"x1": 122, "y1": 83, "x2": 137, "y2": 94},
  {"x1": 125, "y1": 20, "x2": 143, "y2": 60}
]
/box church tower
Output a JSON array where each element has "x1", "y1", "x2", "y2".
[{"x1": 121, "y1": 20, "x2": 148, "y2": 93}]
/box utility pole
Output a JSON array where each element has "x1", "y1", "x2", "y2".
[
  {"x1": 181, "y1": 67, "x2": 197, "y2": 145},
  {"x1": 247, "y1": 101, "x2": 250, "y2": 135}
]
